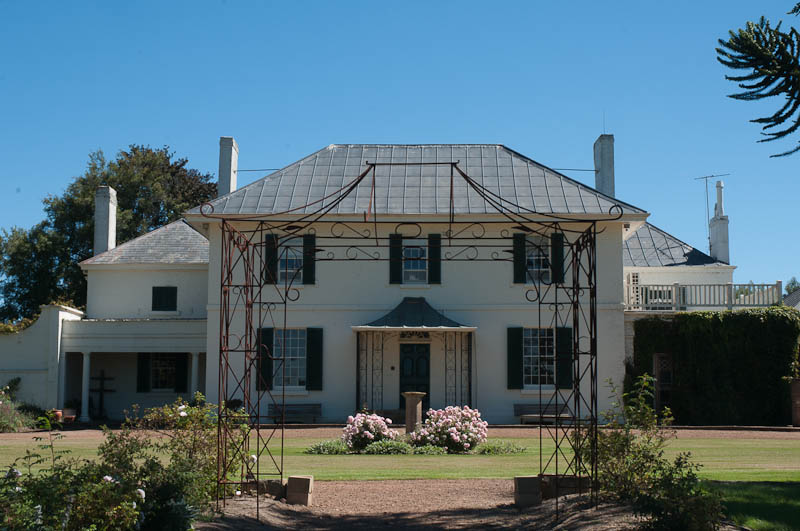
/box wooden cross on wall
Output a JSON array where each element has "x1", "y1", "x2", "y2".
[{"x1": 90, "y1": 370, "x2": 115, "y2": 419}]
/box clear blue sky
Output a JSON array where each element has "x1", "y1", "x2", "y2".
[{"x1": 1, "y1": 1, "x2": 797, "y2": 285}]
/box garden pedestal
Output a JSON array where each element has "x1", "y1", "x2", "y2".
[
  {"x1": 514, "y1": 476, "x2": 542, "y2": 507},
  {"x1": 402, "y1": 391, "x2": 426, "y2": 431}
]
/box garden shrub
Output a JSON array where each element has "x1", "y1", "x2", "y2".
[
  {"x1": 473, "y1": 440, "x2": 525, "y2": 455},
  {"x1": 630, "y1": 306, "x2": 800, "y2": 425},
  {"x1": 411, "y1": 444, "x2": 447, "y2": 455},
  {"x1": 0, "y1": 382, "x2": 35, "y2": 433},
  {"x1": 409, "y1": 406, "x2": 488, "y2": 453},
  {"x1": 304, "y1": 439, "x2": 349, "y2": 455},
  {"x1": 341, "y1": 413, "x2": 398, "y2": 451},
  {"x1": 584, "y1": 375, "x2": 722, "y2": 530},
  {"x1": 363, "y1": 440, "x2": 413, "y2": 455}
]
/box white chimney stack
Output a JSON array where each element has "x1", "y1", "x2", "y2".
[
  {"x1": 94, "y1": 186, "x2": 117, "y2": 256},
  {"x1": 709, "y1": 180, "x2": 730, "y2": 264},
  {"x1": 218, "y1": 136, "x2": 239, "y2": 197},
  {"x1": 593, "y1": 134, "x2": 615, "y2": 197}
]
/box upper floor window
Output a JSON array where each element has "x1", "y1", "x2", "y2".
[
  {"x1": 523, "y1": 328, "x2": 555, "y2": 387},
  {"x1": 279, "y1": 238, "x2": 303, "y2": 284},
  {"x1": 152, "y1": 286, "x2": 177, "y2": 311},
  {"x1": 525, "y1": 237, "x2": 550, "y2": 284},
  {"x1": 402, "y1": 240, "x2": 428, "y2": 284}
]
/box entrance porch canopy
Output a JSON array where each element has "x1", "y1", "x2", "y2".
[
  {"x1": 352, "y1": 297, "x2": 474, "y2": 411},
  {"x1": 350, "y1": 297, "x2": 476, "y2": 332}
]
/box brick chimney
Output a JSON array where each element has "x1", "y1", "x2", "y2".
[
  {"x1": 94, "y1": 186, "x2": 117, "y2": 255},
  {"x1": 218, "y1": 136, "x2": 239, "y2": 197},
  {"x1": 593, "y1": 134, "x2": 615, "y2": 197},
  {"x1": 709, "y1": 181, "x2": 730, "y2": 264}
]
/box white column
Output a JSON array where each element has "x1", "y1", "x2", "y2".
[
  {"x1": 57, "y1": 351, "x2": 67, "y2": 410},
  {"x1": 79, "y1": 352, "x2": 91, "y2": 422},
  {"x1": 190, "y1": 352, "x2": 200, "y2": 396}
]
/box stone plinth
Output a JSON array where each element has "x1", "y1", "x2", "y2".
[
  {"x1": 287, "y1": 475, "x2": 314, "y2": 506},
  {"x1": 402, "y1": 392, "x2": 426, "y2": 431},
  {"x1": 514, "y1": 476, "x2": 542, "y2": 507},
  {"x1": 540, "y1": 474, "x2": 592, "y2": 499}
]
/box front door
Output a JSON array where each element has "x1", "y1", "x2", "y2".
[{"x1": 399, "y1": 343, "x2": 430, "y2": 411}]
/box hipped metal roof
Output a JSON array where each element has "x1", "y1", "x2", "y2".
[
  {"x1": 80, "y1": 220, "x2": 209, "y2": 266},
  {"x1": 352, "y1": 297, "x2": 475, "y2": 331},
  {"x1": 623, "y1": 223, "x2": 725, "y2": 267},
  {"x1": 189, "y1": 144, "x2": 646, "y2": 217}
]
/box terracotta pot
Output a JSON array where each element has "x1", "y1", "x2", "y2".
[
  {"x1": 791, "y1": 379, "x2": 800, "y2": 427},
  {"x1": 52, "y1": 410, "x2": 63, "y2": 422},
  {"x1": 63, "y1": 408, "x2": 77, "y2": 419}
]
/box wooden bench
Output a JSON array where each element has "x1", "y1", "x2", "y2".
[
  {"x1": 268, "y1": 403, "x2": 322, "y2": 424},
  {"x1": 514, "y1": 403, "x2": 575, "y2": 425}
]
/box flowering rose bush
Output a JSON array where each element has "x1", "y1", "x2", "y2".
[
  {"x1": 409, "y1": 406, "x2": 488, "y2": 453},
  {"x1": 341, "y1": 413, "x2": 398, "y2": 451}
]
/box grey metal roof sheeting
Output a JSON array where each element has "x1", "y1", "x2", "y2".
[
  {"x1": 80, "y1": 220, "x2": 208, "y2": 265},
  {"x1": 784, "y1": 288, "x2": 800, "y2": 309},
  {"x1": 361, "y1": 297, "x2": 467, "y2": 328},
  {"x1": 624, "y1": 223, "x2": 723, "y2": 267},
  {"x1": 189, "y1": 144, "x2": 646, "y2": 216}
]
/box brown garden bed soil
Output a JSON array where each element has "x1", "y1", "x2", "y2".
[
  {"x1": 196, "y1": 480, "x2": 643, "y2": 530},
  {"x1": 196, "y1": 479, "x2": 744, "y2": 530}
]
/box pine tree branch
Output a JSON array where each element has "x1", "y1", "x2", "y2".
[{"x1": 716, "y1": 16, "x2": 800, "y2": 156}]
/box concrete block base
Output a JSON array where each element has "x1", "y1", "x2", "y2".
[
  {"x1": 540, "y1": 474, "x2": 592, "y2": 499},
  {"x1": 514, "y1": 476, "x2": 542, "y2": 507},
  {"x1": 287, "y1": 475, "x2": 314, "y2": 506}
]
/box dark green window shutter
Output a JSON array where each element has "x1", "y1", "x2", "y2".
[
  {"x1": 550, "y1": 232, "x2": 565, "y2": 284},
  {"x1": 428, "y1": 234, "x2": 441, "y2": 284},
  {"x1": 512, "y1": 233, "x2": 526, "y2": 284},
  {"x1": 306, "y1": 328, "x2": 323, "y2": 391},
  {"x1": 507, "y1": 327, "x2": 523, "y2": 389},
  {"x1": 257, "y1": 328, "x2": 274, "y2": 391},
  {"x1": 389, "y1": 233, "x2": 403, "y2": 284},
  {"x1": 136, "y1": 353, "x2": 151, "y2": 393},
  {"x1": 556, "y1": 327, "x2": 574, "y2": 389},
  {"x1": 174, "y1": 353, "x2": 188, "y2": 393},
  {"x1": 264, "y1": 234, "x2": 278, "y2": 285},
  {"x1": 303, "y1": 234, "x2": 316, "y2": 285}
]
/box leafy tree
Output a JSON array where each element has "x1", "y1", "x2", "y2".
[
  {"x1": 0, "y1": 146, "x2": 216, "y2": 322},
  {"x1": 787, "y1": 276, "x2": 800, "y2": 294},
  {"x1": 716, "y1": 4, "x2": 800, "y2": 156}
]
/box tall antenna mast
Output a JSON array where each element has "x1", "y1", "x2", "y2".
[{"x1": 694, "y1": 173, "x2": 730, "y2": 248}]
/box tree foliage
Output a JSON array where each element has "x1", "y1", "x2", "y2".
[
  {"x1": 0, "y1": 146, "x2": 215, "y2": 322},
  {"x1": 716, "y1": 5, "x2": 800, "y2": 156},
  {"x1": 786, "y1": 275, "x2": 800, "y2": 295}
]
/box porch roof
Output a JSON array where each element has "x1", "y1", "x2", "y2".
[{"x1": 351, "y1": 297, "x2": 475, "y2": 332}]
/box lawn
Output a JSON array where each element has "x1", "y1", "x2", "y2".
[{"x1": 1, "y1": 429, "x2": 798, "y2": 529}]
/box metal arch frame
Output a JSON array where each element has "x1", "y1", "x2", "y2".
[{"x1": 207, "y1": 161, "x2": 615, "y2": 518}]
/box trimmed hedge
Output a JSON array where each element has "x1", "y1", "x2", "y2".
[{"x1": 629, "y1": 306, "x2": 800, "y2": 426}]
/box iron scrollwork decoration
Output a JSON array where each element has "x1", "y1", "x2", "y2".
[{"x1": 208, "y1": 158, "x2": 604, "y2": 519}]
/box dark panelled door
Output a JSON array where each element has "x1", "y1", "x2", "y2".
[{"x1": 399, "y1": 344, "x2": 430, "y2": 411}]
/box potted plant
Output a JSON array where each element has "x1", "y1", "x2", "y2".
[{"x1": 63, "y1": 399, "x2": 80, "y2": 423}]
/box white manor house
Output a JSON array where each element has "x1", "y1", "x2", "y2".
[{"x1": 0, "y1": 136, "x2": 783, "y2": 424}]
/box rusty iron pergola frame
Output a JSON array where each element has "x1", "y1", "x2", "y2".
[{"x1": 203, "y1": 160, "x2": 617, "y2": 518}]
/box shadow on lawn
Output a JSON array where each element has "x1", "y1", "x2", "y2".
[{"x1": 710, "y1": 481, "x2": 800, "y2": 531}]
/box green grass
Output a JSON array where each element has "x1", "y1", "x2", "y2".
[
  {"x1": 708, "y1": 481, "x2": 800, "y2": 531},
  {"x1": 1, "y1": 431, "x2": 798, "y2": 529}
]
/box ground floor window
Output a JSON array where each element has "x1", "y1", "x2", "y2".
[
  {"x1": 523, "y1": 328, "x2": 555, "y2": 386},
  {"x1": 151, "y1": 353, "x2": 178, "y2": 390},
  {"x1": 136, "y1": 352, "x2": 188, "y2": 393},
  {"x1": 273, "y1": 329, "x2": 307, "y2": 387}
]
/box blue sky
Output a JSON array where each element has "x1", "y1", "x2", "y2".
[{"x1": 0, "y1": 1, "x2": 797, "y2": 285}]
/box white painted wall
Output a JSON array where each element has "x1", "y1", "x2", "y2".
[
  {"x1": 84, "y1": 266, "x2": 208, "y2": 319},
  {"x1": 202, "y1": 218, "x2": 628, "y2": 424},
  {"x1": 0, "y1": 305, "x2": 83, "y2": 409},
  {"x1": 624, "y1": 265, "x2": 734, "y2": 286}
]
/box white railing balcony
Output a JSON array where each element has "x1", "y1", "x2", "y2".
[{"x1": 624, "y1": 281, "x2": 783, "y2": 312}]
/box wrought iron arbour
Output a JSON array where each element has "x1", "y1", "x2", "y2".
[{"x1": 204, "y1": 160, "x2": 613, "y2": 516}]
